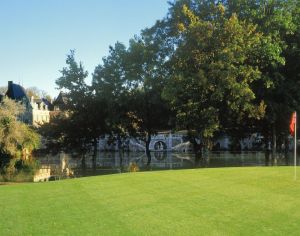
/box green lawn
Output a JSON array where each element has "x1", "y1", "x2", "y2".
[{"x1": 1, "y1": 167, "x2": 300, "y2": 235}]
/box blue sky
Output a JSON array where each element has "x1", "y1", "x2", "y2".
[{"x1": 0, "y1": 0, "x2": 170, "y2": 97}]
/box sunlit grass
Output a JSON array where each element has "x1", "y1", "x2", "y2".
[{"x1": 0, "y1": 167, "x2": 300, "y2": 235}]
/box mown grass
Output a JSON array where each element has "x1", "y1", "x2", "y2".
[{"x1": 0, "y1": 167, "x2": 300, "y2": 235}]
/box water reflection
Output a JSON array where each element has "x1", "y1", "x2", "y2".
[{"x1": 34, "y1": 151, "x2": 298, "y2": 180}]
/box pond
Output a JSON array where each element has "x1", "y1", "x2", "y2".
[{"x1": 33, "y1": 151, "x2": 299, "y2": 181}]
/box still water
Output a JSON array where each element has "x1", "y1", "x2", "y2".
[{"x1": 35, "y1": 151, "x2": 298, "y2": 180}]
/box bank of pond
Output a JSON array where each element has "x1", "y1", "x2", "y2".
[{"x1": 0, "y1": 151, "x2": 298, "y2": 183}]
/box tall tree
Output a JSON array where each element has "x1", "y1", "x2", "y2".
[
  {"x1": 157, "y1": 0, "x2": 300, "y2": 154},
  {"x1": 124, "y1": 37, "x2": 173, "y2": 162},
  {"x1": 56, "y1": 50, "x2": 89, "y2": 110},
  {"x1": 92, "y1": 42, "x2": 129, "y2": 139},
  {"x1": 93, "y1": 38, "x2": 173, "y2": 162},
  {"x1": 53, "y1": 50, "x2": 106, "y2": 154},
  {"x1": 221, "y1": 0, "x2": 300, "y2": 153},
  {"x1": 163, "y1": 3, "x2": 283, "y2": 154}
]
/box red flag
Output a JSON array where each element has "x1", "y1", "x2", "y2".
[{"x1": 290, "y1": 112, "x2": 297, "y2": 136}]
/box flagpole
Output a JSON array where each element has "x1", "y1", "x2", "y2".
[{"x1": 294, "y1": 111, "x2": 297, "y2": 181}]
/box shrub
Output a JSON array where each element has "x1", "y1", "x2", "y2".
[
  {"x1": 1, "y1": 158, "x2": 40, "y2": 182},
  {"x1": 128, "y1": 162, "x2": 140, "y2": 172}
]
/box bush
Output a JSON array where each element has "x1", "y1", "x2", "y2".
[
  {"x1": 128, "y1": 162, "x2": 139, "y2": 172},
  {"x1": 0, "y1": 158, "x2": 40, "y2": 182}
]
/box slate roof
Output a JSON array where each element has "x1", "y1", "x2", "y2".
[
  {"x1": 4, "y1": 81, "x2": 54, "y2": 110},
  {"x1": 5, "y1": 81, "x2": 29, "y2": 101}
]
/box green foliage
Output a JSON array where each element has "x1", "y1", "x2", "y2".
[
  {"x1": 56, "y1": 50, "x2": 89, "y2": 110},
  {"x1": 50, "y1": 0, "x2": 300, "y2": 152},
  {"x1": 163, "y1": 4, "x2": 282, "y2": 139},
  {"x1": 92, "y1": 42, "x2": 129, "y2": 136},
  {"x1": 156, "y1": 0, "x2": 300, "y2": 148},
  {"x1": 1, "y1": 158, "x2": 40, "y2": 182},
  {"x1": 45, "y1": 51, "x2": 109, "y2": 153},
  {"x1": 38, "y1": 112, "x2": 67, "y2": 152},
  {"x1": 0, "y1": 97, "x2": 40, "y2": 158},
  {"x1": 92, "y1": 38, "x2": 173, "y2": 151},
  {"x1": 124, "y1": 37, "x2": 173, "y2": 137},
  {"x1": 226, "y1": 0, "x2": 300, "y2": 142},
  {"x1": 165, "y1": 0, "x2": 300, "y2": 147}
]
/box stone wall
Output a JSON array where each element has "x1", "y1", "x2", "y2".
[{"x1": 33, "y1": 166, "x2": 51, "y2": 182}]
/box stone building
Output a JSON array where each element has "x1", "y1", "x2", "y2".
[{"x1": 4, "y1": 81, "x2": 51, "y2": 126}]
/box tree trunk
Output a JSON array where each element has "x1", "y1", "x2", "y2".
[
  {"x1": 92, "y1": 138, "x2": 98, "y2": 171},
  {"x1": 145, "y1": 133, "x2": 152, "y2": 166},
  {"x1": 192, "y1": 137, "x2": 203, "y2": 167},
  {"x1": 117, "y1": 135, "x2": 122, "y2": 152},
  {"x1": 284, "y1": 136, "x2": 289, "y2": 157},
  {"x1": 119, "y1": 151, "x2": 123, "y2": 172},
  {"x1": 272, "y1": 124, "x2": 277, "y2": 157},
  {"x1": 92, "y1": 138, "x2": 98, "y2": 159},
  {"x1": 264, "y1": 135, "x2": 271, "y2": 163},
  {"x1": 81, "y1": 154, "x2": 86, "y2": 176},
  {"x1": 192, "y1": 138, "x2": 203, "y2": 158}
]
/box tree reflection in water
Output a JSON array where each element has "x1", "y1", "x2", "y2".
[{"x1": 32, "y1": 151, "x2": 298, "y2": 180}]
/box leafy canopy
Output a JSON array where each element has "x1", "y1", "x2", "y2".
[{"x1": 0, "y1": 97, "x2": 40, "y2": 158}]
